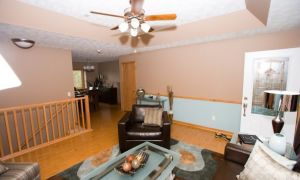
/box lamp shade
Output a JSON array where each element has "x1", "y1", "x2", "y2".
[
  {"x1": 0, "y1": 54, "x2": 22, "y2": 90},
  {"x1": 264, "y1": 90, "x2": 299, "y2": 112}
]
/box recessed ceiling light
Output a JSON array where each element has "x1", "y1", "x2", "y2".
[{"x1": 11, "y1": 38, "x2": 35, "y2": 49}]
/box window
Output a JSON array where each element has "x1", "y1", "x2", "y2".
[
  {"x1": 251, "y1": 57, "x2": 289, "y2": 116},
  {"x1": 73, "y1": 70, "x2": 85, "y2": 89}
]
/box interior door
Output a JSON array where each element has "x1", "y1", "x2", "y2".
[
  {"x1": 240, "y1": 47, "x2": 300, "y2": 143},
  {"x1": 121, "y1": 61, "x2": 136, "y2": 111}
]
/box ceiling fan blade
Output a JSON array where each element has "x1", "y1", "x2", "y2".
[
  {"x1": 130, "y1": 0, "x2": 144, "y2": 15},
  {"x1": 110, "y1": 26, "x2": 119, "y2": 30},
  {"x1": 149, "y1": 27, "x2": 155, "y2": 32},
  {"x1": 90, "y1": 11, "x2": 124, "y2": 18},
  {"x1": 149, "y1": 25, "x2": 177, "y2": 32},
  {"x1": 145, "y1": 14, "x2": 177, "y2": 21}
]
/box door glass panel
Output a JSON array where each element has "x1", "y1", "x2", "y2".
[{"x1": 251, "y1": 57, "x2": 289, "y2": 116}]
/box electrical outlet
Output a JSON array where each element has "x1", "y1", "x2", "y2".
[
  {"x1": 67, "y1": 91, "x2": 71, "y2": 97},
  {"x1": 212, "y1": 115, "x2": 216, "y2": 121}
]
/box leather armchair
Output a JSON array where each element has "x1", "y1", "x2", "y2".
[{"x1": 118, "y1": 105, "x2": 171, "y2": 152}]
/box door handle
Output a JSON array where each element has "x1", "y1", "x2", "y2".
[{"x1": 243, "y1": 97, "x2": 248, "y2": 117}]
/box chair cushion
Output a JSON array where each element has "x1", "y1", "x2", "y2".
[
  {"x1": 1, "y1": 162, "x2": 40, "y2": 180},
  {"x1": 132, "y1": 105, "x2": 161, "y2": 123},
  {"x1": 126, "y1": 123, "x2": 162, "y2": 140},
  {"x1": 143, "y1": 108, "x2": 163, "y2": 127},
  {"x1": 257, "y1": 142, "x2": 296, "y2": 170}
]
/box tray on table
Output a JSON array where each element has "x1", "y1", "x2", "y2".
[{"x1": 80, "y1": 142, "x2": 180, "y2": 180}]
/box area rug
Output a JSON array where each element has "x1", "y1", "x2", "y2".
[{"x1": 49, "y1": 139, "x2": 218, "y2": 180}]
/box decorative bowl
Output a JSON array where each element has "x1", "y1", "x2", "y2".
[{"x1": 114, "y1": 150, "x2": 149, "y2": 176}]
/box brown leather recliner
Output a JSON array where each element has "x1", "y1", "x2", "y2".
[{"x1": 118, "y1": 105, "x2": 171, "y2": 152}]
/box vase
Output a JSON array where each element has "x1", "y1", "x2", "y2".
[
  {"x1": 168, "y1": 111, "x2": 173, "y2": 124},
  {"x1": 268, "y1": 133, "x2": 286, "y2": 155}
]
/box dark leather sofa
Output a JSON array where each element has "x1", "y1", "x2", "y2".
[
  {"x1": 213, "y1": 143, "x2": 252, "y2": 180},
  {"x1": 118, "y1": 105, "x2": 171, "y2": 152},
  {"x1": 0, "y1": 161, "x2": 40, "y2": 180},
  {"x1": 213, "y1": 136, "x2": 300, "y2": 179}
]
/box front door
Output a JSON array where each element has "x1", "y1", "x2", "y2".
[
  {"x1": 240, "y1": 47, "x2": 300, "y2": 143},
  {"x1": 121, "y1": 61, "x2": 137, "y2": 111}
]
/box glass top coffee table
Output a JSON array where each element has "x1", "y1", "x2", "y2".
[{"x1": 80, "y1": 142, "x2": 180, "y2": 180}]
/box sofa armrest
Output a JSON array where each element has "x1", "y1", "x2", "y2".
[
  {"x1": 118, "y1": 112, "x2": 131, "y2": 125},
  {"x1": 224, "y1": 143, "x2": 252, "y2": 165},
  {"x1": 3, "y1": 162, "x2": 40, "y2": 180},
  {"x1": 118, "y1": 112, "x2": 131, "y2": 152}
]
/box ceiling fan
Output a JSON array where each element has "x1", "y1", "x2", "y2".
[{"x1": 90, "y1": 0, "x2": 177, "y2": 37}]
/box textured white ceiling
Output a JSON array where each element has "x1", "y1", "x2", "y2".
[
  {"x1": 137, "y1": 0, "x2": 300, "y2": 52},
  {"x1": 18, "y1": 0, "x2": 246, "y2": 27},
  {"x1": 0, "y1": 23, "x2": 131, "y2": 62},
  {"x1": 1, "y1": 0, "x2": 299, "y2": 62}
]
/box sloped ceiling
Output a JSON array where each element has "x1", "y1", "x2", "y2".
[
  {"x1": 0, "y1": 0, "x2": 299, "y2": 62},
  {"x1": 17, "y1": 0, "x2": 246, "y2": 27}
]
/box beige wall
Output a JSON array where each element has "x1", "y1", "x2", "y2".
[
  {"x1": 0, "y1": 41, "x2": 74, "y2": 108},
  {"x1": 120, "y1": 28, "x2": 300, "y2": 103},
  {"x1": 98, "y1": 61, "x2": 120, "y2": 103},
  {"x1": 98, "y1": 61, "x2": 120, "y2": 86}
]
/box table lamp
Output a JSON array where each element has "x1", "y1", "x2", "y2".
[
  {"x1": 264, "y1": 90, "x2": 300, "y2": 155},
  {"x1": 264, "y1": 90, "x2": 299, "y2": 133}
]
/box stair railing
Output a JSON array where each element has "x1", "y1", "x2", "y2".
[{"x1": 0, "y1": 96, "x2": 92, "y2": 160}]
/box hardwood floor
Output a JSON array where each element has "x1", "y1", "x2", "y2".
[{"x1": 7, "y1": 104, "x2": 227, "y2": 179}]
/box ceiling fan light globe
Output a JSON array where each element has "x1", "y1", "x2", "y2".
[
  {"x1": 131, "y1": 18, "x2": 140, "y2": 29},
  {"x1": 119, "y1": 22, "x2": 129, "y2": 32},
  {"x1": 130, "y1": 28, "x2": 138, "y2": 37},
  {"x1": 141, "y1": 23, "x2": 151, "y2": 33}
]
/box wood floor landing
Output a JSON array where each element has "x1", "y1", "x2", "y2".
[{"x1": 6, "y1": 104, "x2": 227, "y2": 179}]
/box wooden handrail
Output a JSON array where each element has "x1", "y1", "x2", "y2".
[
  {"x1": 20, "y1": 104, "x2": 66, "y2": 149},
  {"x1": 0, "y1": 97, "x2": 86, "y2": 112},
  {"x1": 0, "y1": 96, "x2": 92, "y2": 160}
]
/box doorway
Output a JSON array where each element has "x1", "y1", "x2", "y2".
[{"x1": 121, "y1": 61, "x2": 136, "y2": 111}]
